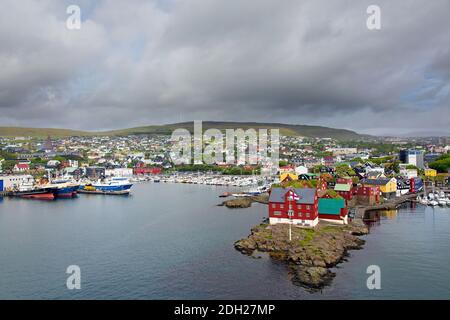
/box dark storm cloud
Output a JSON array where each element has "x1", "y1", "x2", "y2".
[{"x1": 0, "y1": 0, "x2": 449, "y2": 135}]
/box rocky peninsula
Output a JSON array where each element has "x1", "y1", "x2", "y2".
[
  {"x1": 218, "y1": 194, "x2": 269, "y2": 208},
  {"x1": 234, "y1": 220, "x2": 368, "y2": 290}
]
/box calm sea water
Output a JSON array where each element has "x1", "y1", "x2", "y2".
[{"x1": 0, "y1": 183, "x2": 449, "y2": 299}]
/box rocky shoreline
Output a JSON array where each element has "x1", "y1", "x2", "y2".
[
  {"x1": 218, "y1": 194, "x2": 269, "y2": 208},
  {"x1": 234, "y1": 220, "x2": 368, "y2": 290}
]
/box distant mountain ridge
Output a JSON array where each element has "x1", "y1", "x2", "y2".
[{"x1": 0, "y1": 121, "x2": 364, "y2": 140}]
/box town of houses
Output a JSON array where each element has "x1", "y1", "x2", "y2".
[{"x1": 1, "y1": 133, "x2": 450, "y2": 226}]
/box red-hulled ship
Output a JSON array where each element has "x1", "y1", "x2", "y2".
[{"x1": 12, "y1": 187, "x2": 57, "y2": 200}]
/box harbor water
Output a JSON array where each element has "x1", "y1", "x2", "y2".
[{"x1": 0, "y1": 183, "x2": 449, "y2": 299}]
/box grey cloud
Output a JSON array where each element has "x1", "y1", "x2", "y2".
[{"x1": 0, "y1": 0, "x2": 449, "y2": 135}]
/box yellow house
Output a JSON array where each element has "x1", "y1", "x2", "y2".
[
  {"x1": 424, "y1": 169, "x2": 437, "y2": 177},
  {"x1": 362, "y1": 177, "x2": 397, "y2": 194},
  {"x1": 280, "y1": 172, "x2": 298, "y2": 182}
]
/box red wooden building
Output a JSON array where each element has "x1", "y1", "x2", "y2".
[
  {"x1": 356, "y1": 185, "x2": 381, "y2": 204},
  {"x1": 318, "y1": 198, "x2": 349, "y2": 225},
  {"x1": 268, "y1": 188, "x2": 319, "y2": 227},
  {"x1": 133, "y1": 167, "x2": 162, "y2": 175},
  {"x1": 316, "y1": 178, "x2": 328, "y2": 191},
  {"x1": 13, "y1": 163, "x2": 30, "y2": 172},
  {"x1": 333, "y1": 177, "x2": 354, "y2": 200},
  {"x1": 279, "y1": 165, "x2": 295, "y2": 173},
  {"x1": 336, "y1": 177, "x2": 353, "y2": 185}
]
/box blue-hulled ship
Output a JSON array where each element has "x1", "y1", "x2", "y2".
[
  {"x1": 46, "y1": 179, "x2": 80, "y2": 198},
  {"x1": 92, "y1": 177, "x2": 133, "y2": 193}
]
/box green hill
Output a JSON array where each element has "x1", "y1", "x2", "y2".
[
  {"x1": 103, "y1": 121, "x2": 362, "y2": 140},
  {"x1": 0, "y1": 127, "x2": 90, "y2": 137},
  {"x1": 0, "y1": 121, "x2": 363, "y2": 140}
]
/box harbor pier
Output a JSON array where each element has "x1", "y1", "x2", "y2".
[{"x1": 353, "y1": 193, "x2": 422, "y2": 219}]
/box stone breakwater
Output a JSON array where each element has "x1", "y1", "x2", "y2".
[{"x1": 234, "y1": 220, "x2": 369, "y2": 290}]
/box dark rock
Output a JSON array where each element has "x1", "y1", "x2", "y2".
[
  {"x1": 234, "y1": 221, "x2": 368, "y2": 290},
  {"x1": 292, "y1": 266, "x2": 336, "y2": 289}
]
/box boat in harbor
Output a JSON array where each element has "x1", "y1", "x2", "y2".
[
  {"x1": 417, "y1": 196, "x2": 429, "y2": 205},
  {"x1": 45, "y1": 179, "x2": 80, "y2": 198},
  {"x1": 429, "y1": 200, "x2": 439, "y2": 206},
  {"x1": 12, "y1": 186, "x2": 57, "y2": 200},
  {"x1": 92, "y1": 177, "x2": 133, "y2": 193}
]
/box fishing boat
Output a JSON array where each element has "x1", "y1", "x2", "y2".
[
  {"x1": 92, "y1": 177, "x2": 133, "y2": 192},
  {"x1": 12, "y1": 187, "x2": 56, "y2": 200},
  {"x1": 47, "y1": 179, "x2": 80, "y2": 198}
]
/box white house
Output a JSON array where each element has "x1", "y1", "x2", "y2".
[
  {"x1": 105, "y1": 168, "x2": 133, "y2": 177},
  {"x1": 1, "y1": 175, "x2": 34, "y2": 190},
  {"x1": 13, "y1": 163, "x2": 30, "y2": 172},
  {"x1": 295, "y1": 165, "x2": 308, "y2": 175}
]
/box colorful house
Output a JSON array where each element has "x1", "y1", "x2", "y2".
[
  {"x1": 280, "y1": 172, "x2": 298, "y2": 182},
  {"x1": 268, "y1": 188, "x2": 319, "y2": 227},
  {"x1": 356, "y1": 185, "x2": 381, "y2": 205},
  {"x1": 133, "y1": 167, "x2": 162, "y2": 175},
  {"x1": 279, "y1": 165, "x2": 296, "y2": 174},
  {"x1": 318, "y1": 198, "x2": 348, "y2": 225},
  {"x1": 409, "y1": 177, "x2": 423, "y2": 193},
  {"x1": 424, "y1": 168, "x2": 437, "y2": 177},
  {"x1": 13, "y1": 163, "x2": 30, "y2": 172},
  {"x1": 295, "y1": 165, "x2": 308, "y2": 175},
  {"x1": 361, "y1": 177, "x2": 397, "y2": 197},
  {"x1": 334, "y1": 183, "x2": 353, "y2": 200},
  {"x1": 396, "y1": 178, "x2": 411, "y2": 195},
  {"x1": 316, "y1": 178, "x2": 328, "y2": 191},
  {"x1": 336, "y1": 177, "x2": 353, "y2": 185},
  {"x1": 298, "y1": 173, "x2": 318, "y2": 180}
]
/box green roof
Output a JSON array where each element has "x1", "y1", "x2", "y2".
[
  {"x1": 302, "y1": 173, "x2": 317, "y2": 177},
  {"x1": 318, "y1": 198, "x2": 346, "y2": 215},
  {"x1": 334, "y1": 183, "x2": 351, "y2": 191}
]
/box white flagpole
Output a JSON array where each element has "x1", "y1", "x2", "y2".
[
  {"x1": 289, "y1": 220, "x2": 292, "y2": 242},
  {"x1": 288, "y1": 196, "x2": 293, "y2": 242}
]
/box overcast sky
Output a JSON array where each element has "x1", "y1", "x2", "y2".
[{"x1": 0, "y1": 0, "x2": 449, "y2": 136}]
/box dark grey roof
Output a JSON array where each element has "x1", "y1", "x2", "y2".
[
  {"x1": 269, "y1": 188, "x2": 316, "y2": 204},
  {"x1": 361, "y1": 178, "x2": 391, "y2": 185}
]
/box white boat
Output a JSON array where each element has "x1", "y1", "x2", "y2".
[
  {"x1": 231, "y1": 193, "x2": 252, "y2": 197},
  {"x1": 417, "y1": 196, "x2": 428, "y2": 205},
  {"x1": 92, "y1": 177, "x2": 133, "y2": 192},
  {"x1": 429, "y1": 200, "x2": 439, "y2": 206}
]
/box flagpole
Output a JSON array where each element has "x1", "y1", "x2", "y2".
[
  {"x1": 288, "y1": 193, "x2": 294, "y2": 242},
  {"x1": 287, "y1": 190, "x2": 300, "y2": 242},
  {"x1": 289, "y1": 220, "x2": 292, "y2": 242}
]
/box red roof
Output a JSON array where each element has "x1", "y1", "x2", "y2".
[{"x1": 16, "y1": 163, "x2": 29, "y2": 169}]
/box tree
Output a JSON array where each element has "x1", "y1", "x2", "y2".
[
  {"x1": 429, "y1": 154, "x2": 450, "y2": 173},
  {"x1": 279, "y1": 160, "x2": 288, "y2": 167},
  {"x1": 0, "y1": 151, "x2": 17, "y2": 160},
  {"x1": 1, "y1": 160, "x2": 16, "y2": 172}
]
